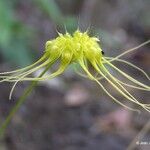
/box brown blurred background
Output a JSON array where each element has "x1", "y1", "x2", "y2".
[{"x1": 0, "y1": 0, "x2": 150, "y2": 149}]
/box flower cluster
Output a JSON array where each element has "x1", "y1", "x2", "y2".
[{"x1": 0, "y1": 30, "x2": 149, "y2": 112}]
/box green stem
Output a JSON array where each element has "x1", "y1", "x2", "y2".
[{"x1": 0, "y1": 64, "x2": 51, "y2": 137}]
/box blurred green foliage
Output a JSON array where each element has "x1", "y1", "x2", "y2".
[
  {"x1": 0, "y1": 0, "x2": 78, "y2": 67},
  {"x1": 35, "y1": 0, "x2": 78, "y2": 33},
  {"x1": 0, "y1": 0, "x2": 34, "y2": 67}
]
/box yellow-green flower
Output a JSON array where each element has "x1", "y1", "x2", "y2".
[{"x1": 0, "y1": 30, "x2": 150, "y2": 112}]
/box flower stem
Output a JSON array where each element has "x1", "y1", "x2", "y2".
[{"x1": 0, "y1": 64, "x2": 51, "y2": 137}]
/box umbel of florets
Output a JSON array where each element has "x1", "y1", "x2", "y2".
[
  {"x1": 45, "y1": 30, "x2": 103, "y2": 64},
  {"x1": 0, "y1": 30, "x2": 150, "y2": 113}
]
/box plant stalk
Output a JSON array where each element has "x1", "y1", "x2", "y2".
[{"x1": 0, "y1": 64, "x2": 51, "y2": 137}]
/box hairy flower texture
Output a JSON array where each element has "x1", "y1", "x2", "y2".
[{"x1": 0, "y1": 30, "x2": 150, "y2": 112}]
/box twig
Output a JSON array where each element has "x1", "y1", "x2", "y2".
[{"x1": 127, "y1": 119, "x2": 150, "y2": 150}]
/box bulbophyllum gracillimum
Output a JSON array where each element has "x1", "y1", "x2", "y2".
[{"x1": 0, "y1": 30, "x2": 150, "y2": 112}]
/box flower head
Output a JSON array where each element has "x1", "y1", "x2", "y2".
[
  {"x1": 0, "y1": 30, "x2": 150, "y2": 112},
  {"x1": 45, "y1": 30, "x2": 103, "y2": 64}
]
